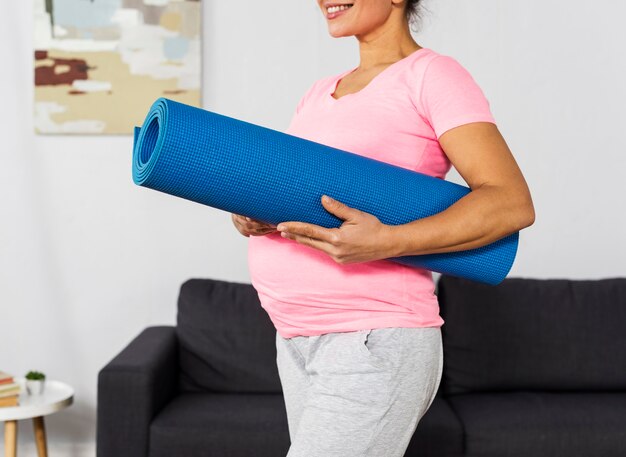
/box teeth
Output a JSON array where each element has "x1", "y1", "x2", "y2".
[{"x1": 328, "y1": 4, "x2": 353, "y2": 14}]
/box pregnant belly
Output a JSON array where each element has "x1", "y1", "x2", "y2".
[{"x1": 247, "y1": 232, "x2": 435, "y2": 310}]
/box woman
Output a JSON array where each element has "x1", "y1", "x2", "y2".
[{"x1": 232, "y1": 0, "x2": 535, "y2": 456}]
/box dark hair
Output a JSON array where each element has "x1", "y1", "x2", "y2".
[{"x1": 404, "y1": 0, "x2": 425, "y2": 31}]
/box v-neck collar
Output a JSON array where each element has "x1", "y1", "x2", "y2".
[{"x1": 328, "y1": 47, "x2": 431, "y2": 102}]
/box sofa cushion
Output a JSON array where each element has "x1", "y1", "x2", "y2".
[
  {"x1": 150, "y1": 392, "x2": 290, "y2": 457},
  {"x1": 447, "y1": 391, "x2": 626, "y2": 457},
  {"x1": 150, "y1": 393, "x2": 463, "y2": 457},
  {"x1": 176, "y1": 278, "x2": 282, "y2": 393},
  {"x1": 406, "y1": 394, "x2": 464, "y2": 457},
  {"x1": 437, "y1": 276, "x2": 626, "y2": 394}
]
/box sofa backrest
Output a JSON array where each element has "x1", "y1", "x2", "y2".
[
  {"x1": 437, "y1": 275, "x2": 626, "y2": 395},
  {"x1": 176, "y1": 278, "x2": 282, "y2": 394}
]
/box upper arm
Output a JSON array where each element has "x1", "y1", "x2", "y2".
[
  {"x1": 420, "y1": 55, "x2": 534, "y2": 220},
  {"x1": 439, "y1": 122, "x2": 529, "y2": 193},
  {"x1": 439, "y1": 122, "x2": 535, "y2": 228}
]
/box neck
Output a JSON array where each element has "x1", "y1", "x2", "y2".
[{"x1": 354, "y1": 21, "x2": 420, "y2": 71}]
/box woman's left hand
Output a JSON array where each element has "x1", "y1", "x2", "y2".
[{"x1": 276, "y1": 195, "x2": 396, "y2": 265}]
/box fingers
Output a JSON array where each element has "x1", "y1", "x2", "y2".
[
  {"x1": 233, "y1": 214, "x2": 276, "y2": 237},
  {"x1": 247, "y1": 227, "x2": 277, "y2": 237},
  {"x1": 246, "y1": 216, "x2": 276, "y2": 228},
  {"x1": 243, "y1": 216, "x2": 276, "y2": 229}
]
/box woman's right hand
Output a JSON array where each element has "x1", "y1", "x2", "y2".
[{"x1": 231, "y1": 213, "x2": 278, "y2": 237}]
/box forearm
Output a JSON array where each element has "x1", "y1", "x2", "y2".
[{"x1": 386, "y1": 184, "x2": 534, "y2": 257}]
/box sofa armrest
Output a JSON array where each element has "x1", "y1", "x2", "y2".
[{"x1": 97, "y1": 326, "x2": 178, "y2": 457}]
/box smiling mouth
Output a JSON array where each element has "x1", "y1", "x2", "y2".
[{"x1": 326, "y1": 4, "x2": 354, "y2": 16}]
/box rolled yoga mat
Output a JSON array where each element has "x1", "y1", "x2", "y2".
[{"x1": 132, "y1": 98, "x2": 518, "y2": 285}]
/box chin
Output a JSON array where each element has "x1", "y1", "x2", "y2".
[
  {"x1": 327, "y1": 25, "x2": 356, "y2": 38},
  {"x1": 328, "y1": 30, "x2": 348, "y2": 38}
]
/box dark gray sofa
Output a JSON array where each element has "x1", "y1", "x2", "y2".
[{"x1": 97, "y1": 275, "x2": 626, "y2": 457}]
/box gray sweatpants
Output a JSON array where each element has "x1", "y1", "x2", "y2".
[{"x1": 275, "y1": 326, "x2": 443, "y2": 457}]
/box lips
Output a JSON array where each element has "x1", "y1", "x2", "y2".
[{"x1": 325, "y1": 3, "x2": 354, "y2": 18}]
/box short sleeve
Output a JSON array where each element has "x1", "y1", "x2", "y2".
[
  {"x1": 294, "y1": 90, "x2": 307, "y2": 115},
  {"x1": 286, "y1": 82, "x2": 312, "y2": 132},
  {"x1": 419, "y1": 55, "x2": 496, "y2": 140},
  {"x1": 294, "y1": 79, "x2": 322, "y2": 116}
]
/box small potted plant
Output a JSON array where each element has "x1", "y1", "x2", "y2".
[{"x1": 25, "y1": 370, "x2": 46, "y2": 395}]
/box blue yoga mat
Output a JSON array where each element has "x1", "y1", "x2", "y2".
[{"x1": 132, "y1": 98, "x2": 518, "y2": 285}]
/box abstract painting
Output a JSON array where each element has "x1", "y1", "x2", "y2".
[{"x1": 34, "y1": 0, "x2": 202, "y2": 134}]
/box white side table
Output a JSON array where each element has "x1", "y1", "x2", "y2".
[{"x1": 0, "y1": 378, "x2": 74, "y2": 457}]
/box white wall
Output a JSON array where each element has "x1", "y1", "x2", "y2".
[{"x1": 1, "y1": 0, "x2": 625, "y2": 454}]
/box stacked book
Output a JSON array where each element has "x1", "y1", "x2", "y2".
[{"x1": 0, "y1": 371, "x2": 21, "y2": 407}]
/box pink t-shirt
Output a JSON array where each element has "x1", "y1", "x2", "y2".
[{"x1": 248, "y1": 47, "x2": 497, "y2": 338}]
